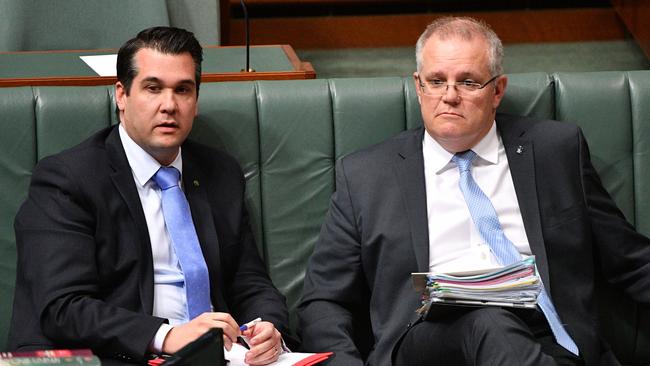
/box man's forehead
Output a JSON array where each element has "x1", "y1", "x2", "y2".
[
  {"x1": 420, "y1": 36, "x2": 491, "y2": 73},
  {"x1": 132, "y1": 48, "x2": 196, "y2": 81}
]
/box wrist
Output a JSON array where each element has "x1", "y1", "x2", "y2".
[{"x1": 155, "y1": 324, "x2": 174, "y2": 355}]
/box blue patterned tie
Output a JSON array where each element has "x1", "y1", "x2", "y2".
[
  {"x1": 153, "y1": 166, "x2": 211, "y2": 320},
  {"x1": 452, "y1": 150, "x2": 579, "y2": 356}
]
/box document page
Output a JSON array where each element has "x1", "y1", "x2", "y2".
[
  {"x1": 225, "y1": 344, "x2": 331, "y2": 366},
  {"x1": 79, "y1": 54, "x2": 117, "y2": 76}
]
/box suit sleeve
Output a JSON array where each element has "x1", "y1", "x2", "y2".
[
  {"x1": 297, "y1": 160, "x2": 369, "y2": 366},
  {"x1": 578, "y1": 130, "x2": 650, "y2": 300},
  {"x1": 13, "y1": 156, "x2": 164, "y2": 361}
]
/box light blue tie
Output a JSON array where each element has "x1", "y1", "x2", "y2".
[
  {"x1": 452, "y1": 150, "x2": 579, "y2": 356},
  {"x1": 153, "y1": 166, "x2": 211, "y2": 320}
]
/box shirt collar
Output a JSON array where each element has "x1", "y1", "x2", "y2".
[
  {"x1": 118, "y1": 124, "x2": 183, "y2": 187},
  {"x1": 423, "y1": 121, "x2": 500, "y2": 174}
]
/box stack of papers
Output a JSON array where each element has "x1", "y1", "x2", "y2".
[{"x1": 412, "y1": 257, "x2": 542, "y2": 315}]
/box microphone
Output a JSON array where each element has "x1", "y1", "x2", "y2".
[{"x1": 240, "y1": 0, "x2": 254, "y2": 72}]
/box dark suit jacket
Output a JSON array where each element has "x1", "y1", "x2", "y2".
[
  {"x1": 298, "y1": 114, "x2": 650, "y2": 366},
  {"x1": 9, "y1": 126, "x2": 292, "y2": 364}
]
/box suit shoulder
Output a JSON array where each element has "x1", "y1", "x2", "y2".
[
  {"x1": 35, "y1": 126, "x2": 113, "y2": 172},
  {"x1": 340, "y1": 127, "x2": 422, "y2": 166},
  {"x1": 496, "y1": 113, "x2": 583, "y2": 141},
  {"x1": 497, "y1": 113, "x2": 581, "y2": 132}
]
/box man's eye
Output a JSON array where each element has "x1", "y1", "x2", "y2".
[
  {"x1": 461, "y1": 80, "x2": 479, "y2": 87},
  {"x1": 429, "y1": 79, "x2": 445, "y2": 86},
  {"x1": 176, "y1": 86, "x2": 191, "y2": 94},
  {"x1": 146, "y1": 85, "x2": 161, "y2": 93}
]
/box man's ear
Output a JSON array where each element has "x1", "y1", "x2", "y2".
[
  {"x1": 115, "y1": 81, "x2": 127, "y2": 112},
  {"x1": 492, "y1": 75, "x2": 508, "y2": 109},
  {"x1": 413, "y1": 72, "x2": 422, "y2": 104}
]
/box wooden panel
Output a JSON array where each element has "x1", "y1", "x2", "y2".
[
  {"x1": 0, "y1": 66, "x2": 316, "y2": 87},
  {"x1": 229, "y1": 8, "x2": 628, "y2": 48},
  {"x1": 612, "y1": 0, "x2": 650, "y2": 58},
  {"x1": 0, "y1": 45, "x2": 315, "y2": 87}
]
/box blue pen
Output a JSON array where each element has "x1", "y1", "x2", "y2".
[{"x1": 240, "y1": 317, "x2": 262, "y2": 331}]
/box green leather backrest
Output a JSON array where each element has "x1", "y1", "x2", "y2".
[
  {"x1": 0, "y1": 87, "x2": 35, "y2": 353},
  {"x1": 1, "y1": 72, "x2": 649, "y2": 364},
  {"x1": 0, "y1": 0, "x2": 219, "y2": 52}
]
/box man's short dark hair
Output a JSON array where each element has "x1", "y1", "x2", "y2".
[{"x1": 116, "y1": 26, "x2": 203, "y2": 96}]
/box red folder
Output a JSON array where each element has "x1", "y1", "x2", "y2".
[{"x1": 293, "y1": 352, "x2": 333, "y2": 366}]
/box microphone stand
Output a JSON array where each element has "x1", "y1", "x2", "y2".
[{"x1": 240, "y1": 0, "x2": 254, "y2": 72}]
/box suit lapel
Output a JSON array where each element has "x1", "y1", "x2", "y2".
[
  {"x1": 394, "y1": 128, "x2": 430, "y2": 272},
  {"x1": 181, "y1": 151, "x2": 228, "y2": 311},
  {"x1": 497, "y1": 115, "x2": 551, "y2": 291},
  {"x1": 105, "y1": 127, "x2": 155, "y2": 313}
]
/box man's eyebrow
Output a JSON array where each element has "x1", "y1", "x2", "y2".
[
  {"x1": 457, "y1": 71, "x2": 479, "y2": 79},
  {"x1": 176, "y1": 79, "x2": 196, "y2": 86},
  {"x1": 140, "y1": 76, "x2": 162, "y2": 84},
  {"x1": 140, "y1": 77, "x2": 196, "y2": 86},
  {"x1": 422, "y1": 71, "x2": 479, "y2": 80},
  {"x1": 420, "y1": 71, "x2": 443, "y2": 79}
]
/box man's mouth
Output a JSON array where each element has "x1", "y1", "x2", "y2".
[
  {"x1": 437, "y1": 111, "x2": 463, "y2": 118},
  {"x1": 155, "y1": 122, "x2": 179, "y2": 131}
]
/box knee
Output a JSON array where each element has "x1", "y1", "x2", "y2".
[{"x1": 463, "y1": 307, "x2": 524, "y2": 336}]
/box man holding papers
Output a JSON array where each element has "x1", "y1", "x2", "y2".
[
  {"x1": 9, "y1": 27, "x2": 291, "y2": 365},
  {"x1": 298, "y1": 17, "x2": 650, "y2": 366}
]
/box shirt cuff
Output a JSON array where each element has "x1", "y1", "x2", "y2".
[{"x1": 150, "y1": 323, "x2": 174, "y2": 354}]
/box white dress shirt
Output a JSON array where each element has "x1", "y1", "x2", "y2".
[
  {"x1": 423, "y1": 122, "x2": 531, "y2": 274},
  {"x1": 118, "y1": 124, "x2": 203, "y2": 352}
]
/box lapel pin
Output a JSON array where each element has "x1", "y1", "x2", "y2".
[
  {"x1": 516, "y1": 145, "x2": 524, "y2": 155},
  {"x1": 193, "y1": 180, "x2": 200, "y2": 187}
]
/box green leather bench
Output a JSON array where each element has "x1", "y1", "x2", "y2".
[{"x1": 1, "y1": 71, "x2": 649, "y2": 364}]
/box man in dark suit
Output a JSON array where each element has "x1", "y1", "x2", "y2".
[
  {"x1": 9, "y1": 27, "x2": 291, "y2": 365},
  {"x1": 298, "y1": 17, "x2": 650, "y2": 366}
]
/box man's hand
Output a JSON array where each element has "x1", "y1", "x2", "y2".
[
  {"x1": 242, "y1": 321, "x2": 282, "y2": 366},
  {"x1": 162, "y1": 312, "x2": 240, "y2": 354}
]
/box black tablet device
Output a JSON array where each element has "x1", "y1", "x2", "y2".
[{"x1": 164, "y1": 328, "x2": 225, "y2": 366}]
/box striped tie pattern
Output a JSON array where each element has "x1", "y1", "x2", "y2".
[
  {"x1": 452, "y1": 150, "x2": 579, "y2": 356},
  {"x1": 153, "y1": 166, "x2": 212, "y2": 320}
]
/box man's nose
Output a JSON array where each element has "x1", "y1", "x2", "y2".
[
  {"x1": 441, "y1": 84, "x2": 460, "y2": 104},
  {"x1": 160, "y1": 90, "x2": 177, "y2": 113}
]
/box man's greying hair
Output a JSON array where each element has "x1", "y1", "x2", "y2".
[
  {"x1": 415, "y1": 17, "x2": 503, "y2": 77},
  {"x1": 116, "y1": 26, "x2": 203, "y2": 96}
]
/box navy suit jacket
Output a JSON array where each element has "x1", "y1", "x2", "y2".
[
  {"x1": 298, "y1": 114, "x2": 650, "y2": 366},
  {"x1": 9, "y1": 126, "x2": 292, "y2": 364}
]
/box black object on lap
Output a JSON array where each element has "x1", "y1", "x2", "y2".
[{"x1": 164, "y1": 328, "x2": 225, "y2": 366}]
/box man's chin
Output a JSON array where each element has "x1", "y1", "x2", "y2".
[
  {"x1": 152, "y1": 132, "x2": 187, "y2": 146},
  {"x1": 428, "y1": 122, "x2": 466, "y2": 138}
]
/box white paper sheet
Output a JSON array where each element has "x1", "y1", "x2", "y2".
[
  {"x1": 79, "y1": 54, "x2": 117, "y2": 76},
  {"x1": 225, "y1": 343, "x2": 320, "y2": 366}
]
